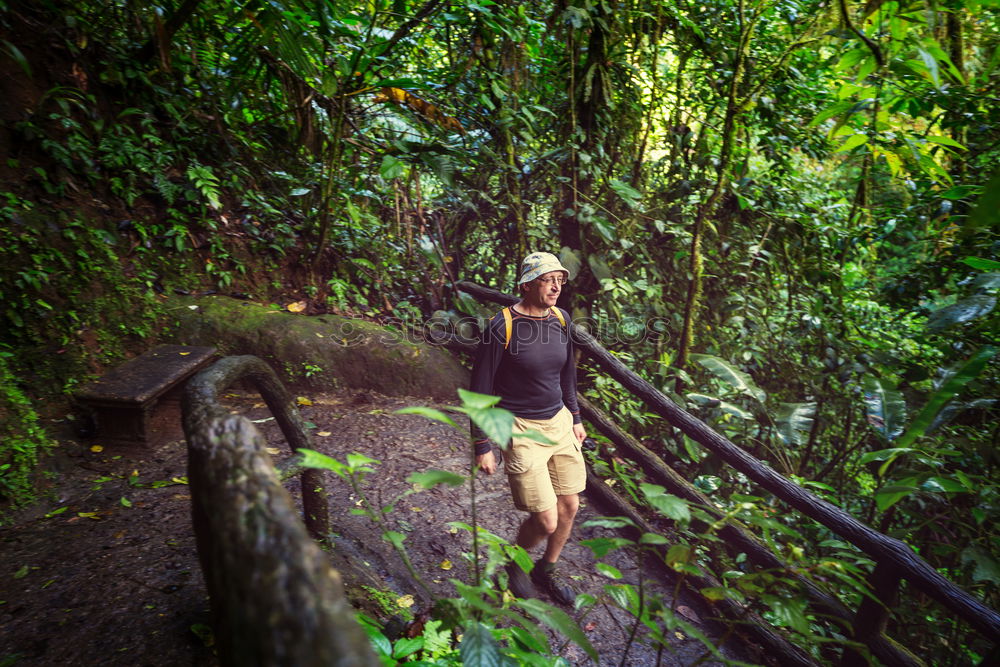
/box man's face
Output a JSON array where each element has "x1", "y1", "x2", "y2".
[{"x1": 524, "y1": 270, "x2": 564, "y2": 308}]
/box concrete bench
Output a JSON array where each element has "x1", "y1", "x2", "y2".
[{"x1": 75, "y1": 344, "x2": 216, "y2": 446}]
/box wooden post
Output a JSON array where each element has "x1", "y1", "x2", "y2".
[
  {"x1": 838, "y1": 562, "x2": 923, "y2": 667},
  {"x1": 183, "y1": 356, "x2": 377, "y2": 666}
]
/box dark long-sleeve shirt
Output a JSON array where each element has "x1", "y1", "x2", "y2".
[{"x1": 469, "y1": 307, "x2": 581, "y2": 455}]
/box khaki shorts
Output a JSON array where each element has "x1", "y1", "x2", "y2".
[{"x1": 505, "y1": 407, "x2": 586, "y2": 513}]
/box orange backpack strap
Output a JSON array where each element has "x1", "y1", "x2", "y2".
[
  {"x1": 501, "y1": 307, "x2": 513, "y2": 350},
  {"x1": 502, "y1": 307, "x2": 565, "y2": 349}
]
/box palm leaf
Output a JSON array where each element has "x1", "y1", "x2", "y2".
[{"x1": 774, "y1": 402, "x2": 816, "y2": 446}]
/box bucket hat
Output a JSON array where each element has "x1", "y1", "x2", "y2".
[{"x1": 518, "y1": 251, "x2": 570, "y2": 285}]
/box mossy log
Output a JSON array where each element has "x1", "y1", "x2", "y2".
[
  {"x1": 168, "y1": 294, "x2": 467, "y2": 399},
  {"x1": 183, "y1": 355, "x2": 379, "y2": 666}
]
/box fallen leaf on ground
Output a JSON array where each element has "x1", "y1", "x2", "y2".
[
  {"x1": 265, "y1": 447, "x2": 280, "y2": 455},
  {"x1": 676, "y1": 605, "x2": 701, "y2": 623},
  {"x1": 296, "y1": 396, "x2": 313, "y2": 406},
  {"x1": 316, "y1": 431, "x2": 331, "y2": 437},
  {"x1": 287, "y1": 301, "x2": 307, "y2": 313},
  {"x1": 90, "y1": 445, "x2": 103, "y2": 453},
  {"x1": 397, "y1": 595, "x2": 415, "y2": 608},
  {"x1": 440, "y1": 560, "x2": 452, "y2": 570}
]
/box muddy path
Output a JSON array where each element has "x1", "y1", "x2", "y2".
[{"x1": 1, "y1": 388, "x2": 754, "y2": 666}]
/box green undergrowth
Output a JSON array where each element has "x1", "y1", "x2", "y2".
[{"x1": 0, "y1": 352, "x2": 55, "y2": 509}]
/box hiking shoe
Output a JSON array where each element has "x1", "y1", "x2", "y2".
[
  {"x1": 531, "y1": 560, "x2": 576, "y2": 606},
  {"x1": 504, "y1": 562, "x2": 537, "y2": 599}
]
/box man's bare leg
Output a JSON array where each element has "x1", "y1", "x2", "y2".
[
  {"x1": 542, "y1": 494, "x2": 579, "y2": 562},
  {"x1": 515, "y1": 494, "x2": 579, "y2": 562},
  {"x1": 516, "y1": 506, "x2": 558, "y2": 551}
]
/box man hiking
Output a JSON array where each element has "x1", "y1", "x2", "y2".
[{"x1": 470, "y1": 251, "x2": 587, "y2": 605}]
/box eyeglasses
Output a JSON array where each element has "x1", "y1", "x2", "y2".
[{"x1": 537, "y1": 276, "x2": 568, "y2": 286}]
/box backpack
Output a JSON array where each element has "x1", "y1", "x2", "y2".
[{"x1": 500, "y1": 306, "x2": 567, "y2": 350}]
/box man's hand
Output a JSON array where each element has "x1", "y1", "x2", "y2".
[
  {"x1": 573, "y1": 423, "x2": 587, "y2": 444},
  {"x1": 476, "y1": 450, "x2": 497, "y2": 475}
]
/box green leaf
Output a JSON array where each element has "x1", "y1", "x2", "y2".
[
  {"x1": 407, "y1": 469, "x2": 465, "y2": 489},
  {"x1": 457, "y1": 389, "x2": 502, "y2": 409},
  {"x1": 858, "y1": 447, "x2": 916, "y2": 466},
  {"x1": 875, "y1": 484, "x2": 918, "y2": 511},
  {"x1": 961, "y1": 547, "x2": 1000, "y2": 585},
  {"x1": 1, "y1": 40, "x2": 32, "y2": 77},
  {"x1": 587, "y1": 253, "x2": 612, "y2": 281},
  {"x1": 961, "y1": 257, "x2": 1000, "y2": 271},
  {"x1": 926, "y1": 295, "x2": 996, "y2": 333},
  {"x1": 895, "y1": 346, "x2": 998, "y2": 448},
  {"x1": 835, "y1": 134, "x2": 869, "y2": 152},
  {"x1": 808, "y1": 100, "x2": 854, "y2": 127},
  {"x1": 580, "y1": 516, "x2": 638, "y2": 530},
  {"x1": 690, "y1": 354, "x2": 766, "y2": 402},
  {"x1": 580, "y1": 537, "x2": 632, "y2": 558},
  {"x1": 359, "y1": 618, "x2": 392, "y2": 657},
  {"x1": 591, "y1": 216, "x2": 615, "y2": 243},
  {"x1": 462, "y1": 406, "x2": 514, "y2": 448},
  {"x1": 346, "y1": 452, "x2": 379, "y2": 471},
  {"x1": 297, "y1": 448, "x2": 349, "y2": 476},
  {"x1": 766, "y1": 596, "x2": 810, "y2": 635},
  {"x1": 395, "y1": 406, "x2": 457, "y2": 428},
  {"x1": 774, "y1": 402, "x2": 816, "y2": 446},
  {"x1": 967, "y1": 172, "x2": 1000, "y2": 228},
  {"x1": 609, "y1": 179, "x2": 643, "y2": 209},
  {"x1": 916, "y1": 45, "x2": 941, "y2": 86},
  {"x1": 290, "y1": 187, "x2": 311, "y2": 196},
  {"x1": 595, "y1": 563, "x2": 623, "y2": 579},
  {"x1": 558, "y1": 246, "x2": 582, "y2": 279},
  {"x1": 862, "y1": 376, "x2": 907, "y2": 441},
  {"x1": 640, "y1": 483, "x2": 690, "y2": 523},
  {"x1": 513, "y1": 598, "x2": 597, "y2": 661},
  {"x1": 383, "y1": 530, "x2": 407, "y2": 550},
  {"x1": 926, "y1": 135, "x2": 966, "y2": 151},
  {"x1": 459, "y1": 621, "x2": 503, "y2": 667},
  {"x1": 393, "y1": 636, "x2": 424, "y2": 659},
  {"x1": 921, "y1": 476, "x2": 969, "y2": 493},
  {"x1": 380, "y1": 155, "x2": 406, "y2": 180}
]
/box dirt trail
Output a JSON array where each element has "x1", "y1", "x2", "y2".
[{"x1": 1, "y1": 389, "x2": 751, "y2": 666}]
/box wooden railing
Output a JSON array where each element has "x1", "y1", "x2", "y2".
[
  {"x1": 182, "y1": 355, "x2": 378, "y2": 667},
  {"x1": 457, "y1": 280, "x2": 1000, "y2": 666}
]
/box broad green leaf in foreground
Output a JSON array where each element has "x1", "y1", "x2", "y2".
[
  {"x1": 513, "y1": 598, "x2": 598, "y2": 661},
  {"x1": 459, "y1": 621, "x2": 503, "y2": 667}
]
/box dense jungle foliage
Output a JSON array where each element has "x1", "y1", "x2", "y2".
[{"x1": 1, "y1": 0, "x2": 998, "y2": 663}]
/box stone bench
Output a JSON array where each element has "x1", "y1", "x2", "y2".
[{"x1": 75, "y1": 344, "x2": 217, "y2": 446}]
